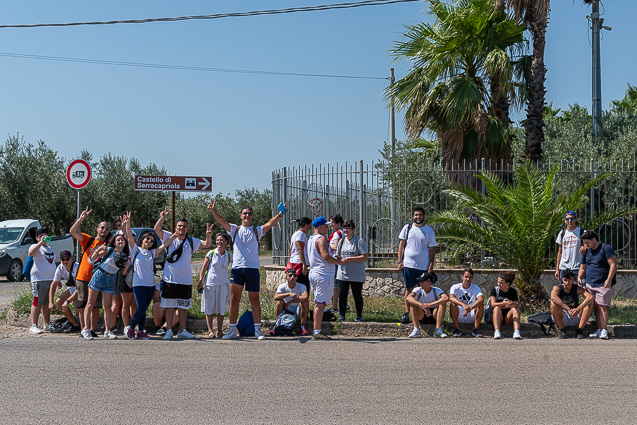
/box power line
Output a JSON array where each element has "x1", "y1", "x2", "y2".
[
  {"x1": 0, "y1": 0, "x2": 419, "y2": 29},
  {"x1": 0, "y1": 51, "x2": 388, "y2": 80}
]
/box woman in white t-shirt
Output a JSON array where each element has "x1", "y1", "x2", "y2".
[
  {"x1": 197, "y1": 233, "x2": 232, "y2": 338},
  {"x1": 287, "y1": 217, "x2": 311, "y2": 285}
]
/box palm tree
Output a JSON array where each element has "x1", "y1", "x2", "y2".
[
  {"x1": 386, "y1": 0, "x2": 527, "y2": 169},
  {"x1": 431, "y1": 162, "x2": 637, "y2": 305}
]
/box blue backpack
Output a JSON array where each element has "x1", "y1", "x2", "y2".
[
  {"x1": 22, "y1": 256, "x2": 34, "y2": 281},
  {"x1": 237, "y1": 310, "x2": 255, "y2": 336}
]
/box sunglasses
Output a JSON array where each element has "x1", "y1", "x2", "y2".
[
  {"x1": 343, "y1": 226, "x2": 353, "y2": 229},
  {"x1": 565, "y1": 218, "x2": 576, "y2": 221},
  {"x1": 287, "y1": 273, "x2": 297, "y2": 277},
  {"x1": 99, "y1": 226, "x2": 110, "y2": 230},
  {"x1": 61, "y1": 257, "x2": 71, "y2": 261},
  {"x1": 242, "y1": 212, "x2": 253, "y2": 216}
]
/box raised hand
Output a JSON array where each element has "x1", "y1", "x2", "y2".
[
  {"x1": 207, "y1": 198, "x2": 217, "y2": 212},
  {"x1": 79, "y1": 206, "x2": 92, "y2": 221},
  {"x1": 206, "y1": 223, "x2": 214, "y2": 236},
  {"x1": 159, "y1": 207, "x2": 172, "y2": 219}
]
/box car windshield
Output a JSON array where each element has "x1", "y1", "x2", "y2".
[{"x1": 0, "y1": 228, "x2": 23, "y2": 244}]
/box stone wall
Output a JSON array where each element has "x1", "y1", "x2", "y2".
[{"x1": 264, "y1": 265, "x2": 637, "y2": 298}]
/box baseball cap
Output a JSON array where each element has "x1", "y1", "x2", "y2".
[
  {"x1": 416, "y1": 272, "x2": 438, "y2": 284},
  {"x1": 35, "y1": 228, "x2": 48, "y2": 237},
  {"x1": 564, "y1": 210, "x2": 576, "y2": 218},
  {"x1": 59, "y1": 250, "x2": 73, "y2": 258},
  {"x1": 312, "y1": 216, "x2": 328, "y2": 227}
]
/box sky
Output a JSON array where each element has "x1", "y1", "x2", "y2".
[{"x1": 0, "y1": 0, "x2": 634, "y2": 195}]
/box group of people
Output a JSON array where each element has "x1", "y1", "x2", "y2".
[{"x1": 27, "y1": 204, "x2": 618, "y2": 341}]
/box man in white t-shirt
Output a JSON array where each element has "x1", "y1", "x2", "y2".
[
  {"x1": 555, "y1": 210, "x2": 586, "y2": 281},
  {"x1": 209, "y1": 199, "x2": 285, "y2": 340},
  {"x1": 154, "y1": 208, "x2": 213, "y2": 340},
  {"x1": 273, "y1": 268, "x2": 309, "y2": 335},
  {"x1": 449, "y1": 268, "x2": 484, "y2": 337},
  {"x1": 28, "y1": 228, "x2": 57, "y2": 334},
  {"x1": 397, "y1": 207, "x2": 437, "y2": 324},
  {"x1": 406, "y1": 272, "x2": 447, "y2": 338}
]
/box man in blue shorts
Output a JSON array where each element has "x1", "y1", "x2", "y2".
[
  {"x1": 397, "y1": 207, "x2": 437, "y2": 323},
  {"x1": 209, "y1": 199, "x2": 285, "y2": 340}
]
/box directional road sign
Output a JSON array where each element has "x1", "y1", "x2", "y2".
[{"x1": 134, "y1": 175, "x2": 212, "y2": 192}]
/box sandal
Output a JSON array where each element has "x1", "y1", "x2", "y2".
[{"x1": 208, "y1": 331, "x2": 216, "y2": 338}]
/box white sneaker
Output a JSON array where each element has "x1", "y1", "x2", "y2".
[
  {"x1": 493, "y1": 330, "x2": 502, "y2": 339},
  {"x1": 123, "y1": 325, "x2": 130, "y2": 335},
  {"x1": 589, "y1": 329, "x2": 602, "y2": 338},
  {"x1": 104, "y1": 330, "x2": 117, "y2": 339},
  {"x1": 433, "y1": 328, "x2": 447, "y2": 338},
  {"x1": 255, "y1": 328, "x2": 266, "y2": 340},
  {"x1": 222, "y1": 328, "x2": 239, "y2": 340},
  {"x1": 177, "y1": 330, "x2": 196, "y2": 339},
  {"x1": 512, "y1": 330, "x2": 522, "y2": 340},
  {"x1": 408, "y1": 328, "x2": 422, "y2": 338},
  {"x1": 29, "y1": 324, "x2": 43, "y2": 334},
  {"x1": 81, "y1": 329, "x2": 93, "y2": 340},
  {"x1": 600, "y1": 329, "x2": 609, "y2": 340},
  {"x1": 163, "y1": 329, "x2": 174, "y2": 340}
]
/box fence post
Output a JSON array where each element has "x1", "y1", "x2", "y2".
[
  {"x1": 282, "y1": 167, "x2": 288, "y2": 264},
  {"x1": 359, "y1": 160, "x2": 365, "y2": 252}
]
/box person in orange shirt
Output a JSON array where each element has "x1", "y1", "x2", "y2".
[{"x1": 70, "y1": 207, "x2": 111, "y2": 336}]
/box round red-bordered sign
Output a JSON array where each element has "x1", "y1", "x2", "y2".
[{"x1": 66, "y1": 159, "x2": 92, "y2": 189}]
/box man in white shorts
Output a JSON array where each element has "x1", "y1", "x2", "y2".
[
  {"x1": 307, "y1": 216, "x2": 346, "y2": 340},
  {"x1": 48, "y1": 250, "x2": 81, "y2": 332},
  {"x1": 273, "y1": 267, "x2": 309, "y2": 336},
  {"x1": 449, "y1": 267, "x2": 484, "y2": 337},
  {"x1": 406, "y1": 272, "x2": 448, "y2": 338},
  {"x1": 28, "y1": 228, "x2": 57, "y2": 334},
  {"x1": 154, "y1": 208, "x2": 213, "y2": 340},
  {"x1": 550, "y1": 269, "x2": 593, "y2": 339}
]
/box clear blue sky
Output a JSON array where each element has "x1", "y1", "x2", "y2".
[{"x1": 1, "y1": 1, "x2": 634, "y2": 195}]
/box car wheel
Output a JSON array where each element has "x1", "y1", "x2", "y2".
[{"x1": 7, "y1": 259, "x2": 23, "y2": 282}]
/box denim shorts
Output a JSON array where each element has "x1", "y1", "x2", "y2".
[{"x1": 88, "y1": 269, "x2": 117, "y2": 295}]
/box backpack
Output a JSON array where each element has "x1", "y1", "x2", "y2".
[
  {"x1": 272, "y1": 310, "x2": 296, "y2": 336},
  {"x1": 22, "y1": 256, "x2": 34, "y2": 281},
  {"x1": 237, "y1": 310, "x2": 255, "y2": 336},
  {"x1": 527, "y1": 311, "x2": 556, "y2": 336},
  {"x1": 49, "y1": 317, "x2": 70, "y2": 333},
  {"x1": 484, "y1": 287, "x2": 498, "y2": 323}
]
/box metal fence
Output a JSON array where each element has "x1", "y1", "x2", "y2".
[{"x1": 271, "y1": 159, "x2": 637, "y2": 268}]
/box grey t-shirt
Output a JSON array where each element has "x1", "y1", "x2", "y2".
[{"x1": 335, "y1": 235, "x2": 368, "y2": 282}]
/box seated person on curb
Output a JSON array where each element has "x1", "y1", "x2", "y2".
[
  {"x1": 47, "y1": 250, "x2": 81, "y2": 332},
  {"x1": 489, "y1": 271, "x2": 522, "y2": 340},
  {"x1": 550, "y1": 269, "x2": 594, "y2": 339},
  {"x1": 273, "y1": 268, "x2": 310, "y2": 336},
  {"x1": 407, "y1": 272, "x2": 448, "y2": 338},
  {"x1": 448, "y1": 267, "x2": 484, "y2": 337}
]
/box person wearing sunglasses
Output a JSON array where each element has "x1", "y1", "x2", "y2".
[
  {"x1": 555, "y1": 211, "x2": 585, "y2": 282},
  {"x1": 47, "y1": 250, "x2": 81, "y2": 333},
  {"x1": 274, "y1": 268, "x2": 309, "y2": 335}
]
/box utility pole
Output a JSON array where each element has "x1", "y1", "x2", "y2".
[
  {"x1": 589, "y1": 0, "x2": 611, "y2": 145},
  {"x1": 389, "y1": 68, "x2": 396, "y2": 240}
]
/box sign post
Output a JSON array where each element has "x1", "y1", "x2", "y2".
[
  {"x1": 134, "y1": 175, "x2": 213, "y2": 232},
  {"x1": 67, "y1": 159, "x2": 92, "y2": 259}
]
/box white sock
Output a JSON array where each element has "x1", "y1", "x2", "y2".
[
  {"x1": 229, "y1": 324, "x2": 237, "y2": 330},
  {"x1": 414, "y1": 326, "x2": 419, "y2": 331},
  {"x1": 313, "y1": 329, "x2": 321, "y2": 335}
]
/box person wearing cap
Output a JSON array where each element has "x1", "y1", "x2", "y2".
[
  {"x1": 550, "y1": 269, "x2": 594, "y2": 339},
  {"x1": 578, "y1": 230, "x2": 617, "y2": 340},
  {"x1": 397, "y1": 206, "x2": 437, "y2": 324},
  {"x1": 448, "y1": 267, "x2": 484, "y2": 337},
  {"x1": 555, "y1": 210, "x2": 585, "y2": 281},
  {"x1": 273, "y1": 267, "x2": 310, "y2": 335},
  {"x1": 307, "y1": 216, "x2": 346, "y2": 340},
  {"x1": 406, "y1": 272, "x2": 448, "y2": 338},
  {"x1": 209, "y1": 199, "x2": 285, "y2": 340},
  {"x1": 48, "y1": 250, "x2": 81, "y2": 333},
  {"x1": 27, "y1": 228, "x2": 57, "y2": 334}
]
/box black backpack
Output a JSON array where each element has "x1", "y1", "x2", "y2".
[{"x1": 527, "y1": 311, "x2": 556, "y2": 336}]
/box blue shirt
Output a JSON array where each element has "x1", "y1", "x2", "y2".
[{"x1": 582, "y1": 243, "x2": 615, "y2": 288}]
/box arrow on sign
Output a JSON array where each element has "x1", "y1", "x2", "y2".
[{"x1": 198, "y1": 177, "x2": 211, "y2": 191}]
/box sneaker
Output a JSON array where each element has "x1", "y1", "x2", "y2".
[
  {"x1": 155, "y1": 326, "x2": 167, "y2": 336},
  {"x1": 177, "y1": 330, "x2": 196, "y2": 339},
  {"x1": 222, "y1": 328, "x2": 239, "y2": 340},
  {"x1": 600, "y1": 329, "x2": 609, "y2": 340},
  {"x1": 589, "y1": 329, "x2": 602, "y2": 338},
  {"x1": 300, "y1": 325, "x2": 309, "y2": 336},
  {"x1": 29, "y1": 324, "x2": 43, "y2": 334},
  {"x1": 127, "y1": 327, "x2": 136, "y2": 340},
  {"x1": 408, "y1": 328, "x2": 422, "y2": 338},
  {"x1": 255, "y1": 329, "x2": 266, "y2": 340},
  {"x1": 81, "y1": 329, "x2": 93, "y2": 340},
  {"x1": 111, "y1": 327, "x2": 120, "y2": 334},
  {"x1": 452, "y1": 328, "x2": 462, "y2": 338},
  {"x1": 558, "y1": 329, "x2": 567, "y2": 339},
  {"x1": 339, "y1": 315, "x2": 346, "y2": 321},
  {"x1": 312, "y1": 332, "x2": 331, "y2": 340},
  {"x1": 104, "y1": 330, "x2": 117, "y2": 339},
  {"x1": 493, "y1": 329, "x2": 502, "y2": 339},
  {"x1": 576, "y1": 328, "x2": 585, "y2": 339},
  {"x1": 400, "y1": 312, "x2": 411, "y2": 324},
  {"x1": 355, "y1": 317, "x2": 363, "y2": 322},
  {"x1": 90, "y1": 330, "x2": 99, "y2": 338},
  {"x1": 137, "y1": 331, "x2": 150, "y2": 340},
  {"x1": 123, "y1": 326, "x2": 130, "y2": 335},
  {"x1": 512, "y1": 330, "x2": 522, "y2": 340},
  {"x1": 471, "y1": 328, "x2": 482, "y2": 338},
  {"x1": 433, "y1": 327, "x2": 447, "y2": 338},
  {"x1": 163, "y1": 329, "x2": 174, "y2": 340}
]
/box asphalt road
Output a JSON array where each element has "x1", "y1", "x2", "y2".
[{"x1": 0, "y1": 335, "x2": 634, "y2": 424}]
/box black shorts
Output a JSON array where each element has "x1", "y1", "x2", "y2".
[
  {"x1": 419, "y1": 309, "x2": 438, "y2": 324},
  {"x1": 492, "y1": 308, "x2": 511, "y2": 324},
  {"x1": 75, "y1": 280, "x2": 103, "y2": 309},
  {"x1": 117, "y1": 271, "x2": 133, "y2": 294},
  {"x1": 161, "y1": 281, "x2": 193, "y2": 299}
]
